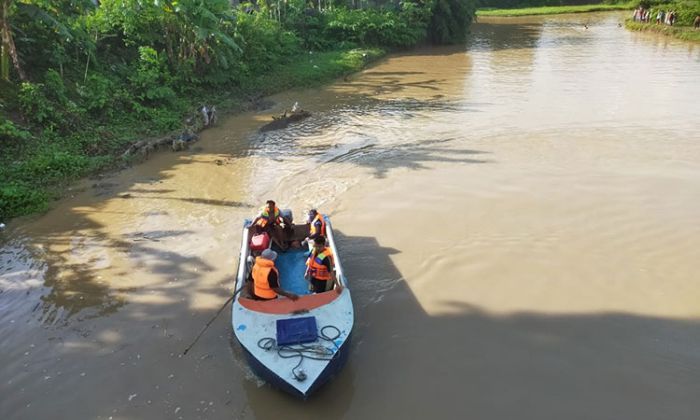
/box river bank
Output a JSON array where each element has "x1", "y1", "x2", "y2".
[
  {"x1": 625, "y1": 20, "x2": 700, "y2": 42},
  {"x1": 2, "y1": 13, "x2": 700, "y2": 419},
  {"x1": 477, "y1": 3, "x2": 633, "y2": 17},
  {"x1": 0, "y1": 48, "x2": 384, "y2": 223}
]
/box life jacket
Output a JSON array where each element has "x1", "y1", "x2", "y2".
[
  {"x1": 306, "y1": 247, "x2": 334, "y2": 281},
  {"x1": 252, "y1": 257, "x2": 278, "y2": 299},
  {"x1": 309, "y1": 213, "x2": 326, "y2": 238},
  {"x1": 256, "y1": 205, "x2": 280, "y2": 228}
]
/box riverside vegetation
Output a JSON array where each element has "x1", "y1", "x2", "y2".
[
  {"x1": 477, "y1": 0, "x2": 699, "y2": 42},
  {"x1": 478, "y1": 2, "x2": 634, "y2": 16},
  {"x1": 624, "y1": 1, "x2": 700, "y2": 42},
  {"x1": 0, "y1": 0, "x2": 475, "y2": 221}
]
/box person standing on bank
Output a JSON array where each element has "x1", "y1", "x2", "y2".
[
  {"x1": 305, "y1": 236, "x2": 342, "y2": 294},
  {"x1": 251, "y1": 249, "x2": 298, "y2": 300}
]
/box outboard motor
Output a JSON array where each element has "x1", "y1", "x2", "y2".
[{"x1": 280, "y1": 208, "x2": 293, "y2": 225}]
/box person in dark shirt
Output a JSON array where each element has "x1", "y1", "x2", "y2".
[{"x1": 302, "y1": 209, "x2": 326, "y2": 249}]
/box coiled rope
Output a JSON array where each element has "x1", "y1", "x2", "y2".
[{"x1": 257, "y1": 325, "x2": 341, "y2": 382}]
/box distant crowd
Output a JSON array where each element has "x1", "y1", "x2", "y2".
[{"x1": 632, "y1": 7, "x2": 679, "y2": 26}]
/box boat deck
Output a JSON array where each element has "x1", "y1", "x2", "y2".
[{"x1": 275, "y1": 248, "x2": 312, "y2": 296}]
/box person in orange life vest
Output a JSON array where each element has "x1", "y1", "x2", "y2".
[
  {"x1": 251, "y1": 249, "x2": 298, "y2": 301},
  {"x1": 302, "y1": 209, "x2": 326, "y2": 249},
  {"x1": 253, "y1": 200, "x2": 282, "y2": 229},
  {"x1": 305, "y1": 236, "x2": 342, "y2": 294},
  {"x1": 252, "y1": 200, "x2": 287, "y2": 251}
]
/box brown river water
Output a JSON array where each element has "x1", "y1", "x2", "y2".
[{"x1": 2, "y1": 12, "x2": 700, "y2": 420}]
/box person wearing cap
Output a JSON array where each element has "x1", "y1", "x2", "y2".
[
  {"x1": 302, "y1": 209, "x2": 326, "y2": 249},
  {"x1": 251, "y1": 249, "x2": 298, "y2": 300},
  {"x1": 305, "y1": 235, "x2": 342, "y2": 294}
]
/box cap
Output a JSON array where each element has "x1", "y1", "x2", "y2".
[{"x1": 261, "y1": 249, "x2": 277, "y2": 261}]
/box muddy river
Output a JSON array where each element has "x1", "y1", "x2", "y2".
[{"x1": 2, "y1": 12, "x2": 700, "y2": 420}]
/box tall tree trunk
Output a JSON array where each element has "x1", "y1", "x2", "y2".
[
  {"x1": 1, "y1": 43, "x2": 9, "y2": 80},
  {"x1": 0, "y1": 0, "x2": 26, "y2": 81}
]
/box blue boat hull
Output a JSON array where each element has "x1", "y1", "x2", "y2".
[{"x1": 239, "y1": 333, "x2": 352, "y2": 399}]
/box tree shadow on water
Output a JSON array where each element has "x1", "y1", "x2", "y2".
[{"x1": 240, "y1": 229, "x2": 700, "y2": 420}]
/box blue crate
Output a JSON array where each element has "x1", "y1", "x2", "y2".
[{"x1": 276, "y1": 316, "x2": 318, "y2": 346}]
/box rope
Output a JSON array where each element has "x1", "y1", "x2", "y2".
[
  {"x1": 257, "y1": 325, "x2": 341, "y2": 381},
  {"x1": 182, "y1": 270, "x2": 246, "y2": 356}
]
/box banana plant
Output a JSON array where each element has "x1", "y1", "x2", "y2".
[
  {"x1": 0, "y1": 0, "x2": 88, "y2": 82},
  {"x1": 0, "y1": 0, "x2": 24, "y2": 80}
]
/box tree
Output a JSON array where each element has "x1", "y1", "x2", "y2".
[
  {"x1": 1, "y1": 0, "x2": 92, "y2": 82},
  {"x1": 428, "y1": 0, "x2": 474, "y2": 44},
  {"x1": 1, "y1": 0, "x2": 26, "y2": 81}
]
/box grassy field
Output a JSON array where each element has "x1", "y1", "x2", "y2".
[
  {"x1": 625, "y1": 21, "x2": 700, "y2": 43},
  {"x1": 477, "y1": 3, "x2": 634, "y2": 17}
]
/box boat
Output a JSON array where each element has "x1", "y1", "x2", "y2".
[
  {"x1": 258, "y1": 109, "x2": 311, "y2": 132},
  {"x1": 231, "y1": 214, "x2": 353, "y2": 398}
]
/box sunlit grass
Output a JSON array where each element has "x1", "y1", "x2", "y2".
[
  {"x1": 625, "y1": 20, "x2": 700, "y2": 43},
  {"x1": 477, "y1": 3, "x2": 635, "y2": 17}
]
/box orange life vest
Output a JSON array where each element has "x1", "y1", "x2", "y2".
[
  {"x1": 306, "y1": 247, "x2": 334, "y2": 281},
  {"x1": 309, "y1": 213, "x2": 326, "y2": 238},
  {"x1": 256, "y1": 206, "x2": 280, "y2": 228},
  {"x1": 252, "y1": 257, "x2": 278, "y2": 299}
]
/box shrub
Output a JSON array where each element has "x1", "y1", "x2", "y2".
[
  {"x1": 77, "y1": 74, "x2": 115, "y2": 114},
  {"x1": 0, "y1": 182, "x2": 49, "y2": 220},
  {"x1": 20, "y1": 150, "x2": 93, "y2": 185},
  {"x1": 18, "y1": 82, "x2": 59, "y2": 128},
  {"x1": 17, "y1": 70, "x2": 84, "y2": 132},
  {"x1": 323, "y1": 5, "x2": 431, "y2": 48},
  {"x1": 429, "y1": 0, "x2": 475, "y2": 44},
  {"x1": 234, "y1": 11, "x2": 302, "y2": 75},
  {"x1": 129, "y1": 46, "x2": 176, "y2": 105},
  {"x1": 0, "y1": 117, "x2": 32, "y2": 142}
]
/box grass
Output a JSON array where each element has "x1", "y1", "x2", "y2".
[
  {"x1": 625, "y1": 20, "x2": 700, "y2": 42},
  {"x1": 243, "y1": 48, "x2": 385, "y2": 94},
  {"x1": 477, "y1": 3, "x2": 635, "y2": 17},
  {"x1": 0, "y1": 47, "x2": 385, "y2": 222}
]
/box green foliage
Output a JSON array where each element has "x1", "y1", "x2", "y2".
[
  {"x1": 0, "y1": 117, "x2": 32, "y2": 142},
  {"x1": 625, "y1": 0, "x2": 700, "y2": 40},
  {"x1": 17, "y1": 70, "x2": 83, "y2": 131},
  {"x1": 665, "y1": 1, "x2": 700, "y2": 26},
  {"x1": 0, "y1": 182, "x2": 49, "y2": 221},
  {"x1": 129, "y1": 47, "x2": 177, "y2": 104},
  {"x1": 2, "y1": 0, "x2": 478, "y2": 220},
  {"x1": 249, "y1": 47, "x2": 384, "y2": 93},
  {"x1": 477, "y1": 0, "x2": 627, "y2": 8},
  {"x1": 20, "y1": 149, "x2": 93, "y2": 185},
  {"x1": 323, "y1": 3, "x2": 432, "y2": 48},
  {"x1": 234, "y1": 11, "x2": 302, "y2": 75},
  {"x1": 430, "y1": 0, "x2": 475, "y2": 44},
  {"x1": 477, "y1": 3, "x2": 634, "y2": 15},
  {"x1": 625, "y1": 19, "x2": 700, "y2": 41},
  {"x1": 76, "y1": 74, "x2": 115, "y2": 114},
  {"x1": 18, "y1": 82, "x2": 58, "y2": 128}
]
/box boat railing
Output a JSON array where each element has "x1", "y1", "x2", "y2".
[
  {"x1": 235, "y1": 220, "x2": 252, "y2": 295},
  {"x1": 323, "y1": 215, "x2": 346, "y2": 288}
]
